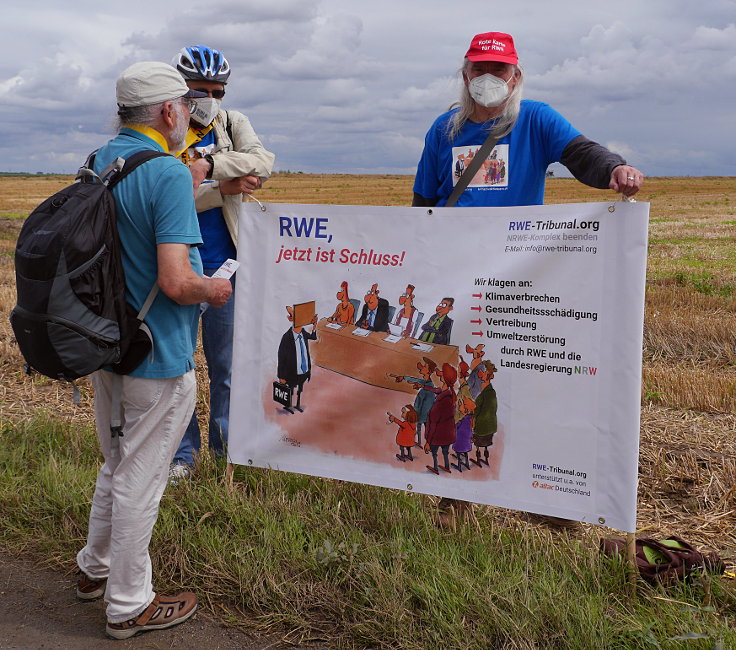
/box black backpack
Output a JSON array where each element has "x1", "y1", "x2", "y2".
[{"x1": 10, "y1": 150, "x2": 168, "y2": 385}]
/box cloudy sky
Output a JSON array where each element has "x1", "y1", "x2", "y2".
[{"x1": 2, "y1": 0, "x2": 735, "y2": 177}]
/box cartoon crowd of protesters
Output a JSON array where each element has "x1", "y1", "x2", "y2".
[{"x1": 387, "y1": 346, "x2": 498, "y2": 475}]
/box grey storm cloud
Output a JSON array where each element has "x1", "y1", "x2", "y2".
[{"x1": 2, "y1": 0, "x2": 735, "y2": 177}]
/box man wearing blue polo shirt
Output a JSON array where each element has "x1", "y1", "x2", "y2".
[{"x1": 75, "y1": 62, "x2": 232, "y2": 640}]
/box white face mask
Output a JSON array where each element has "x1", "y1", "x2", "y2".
[
  {"x1": 468, "y1": 73, "x2": 511, "y2": 108},
  {"x1": 190, "y1": 97, "x2": 221, "y2": 127}
]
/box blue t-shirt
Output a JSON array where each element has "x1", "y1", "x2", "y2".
[
  {"x1": 413, "y1": 100, "x2": 581, "y2": 207},
  {"x1": 189, "y1": 130, "x2": 236, "y2": 268},
  {"x1": 93, "y1": 128, "x2": 203, "y2": 378}
]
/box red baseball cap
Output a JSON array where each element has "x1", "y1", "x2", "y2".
[{"x1": 465, "y1": 32, "x2": 518, "y2": 65}]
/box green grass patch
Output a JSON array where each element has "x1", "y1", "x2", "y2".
[
  {"x1": 1, "y1": 415, "x2": 734, "y2": 647},
  {"x1": 648, "y1": 235, "x2": 735, "y2": 245},
  {"x1": 671, "y1": 271, "x2": 735, "y2": 298}
]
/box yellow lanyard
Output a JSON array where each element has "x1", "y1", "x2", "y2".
[
  {"x1": 178, "y1": 124, "x2": 214, "y2": 165},
  {"x1": 124, "y1": 124, "x2": 171, "y2": 153}
]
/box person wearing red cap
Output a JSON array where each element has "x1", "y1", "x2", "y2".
[{"x1": 413, "y1": 31, "x2": 644, "y2": 207}]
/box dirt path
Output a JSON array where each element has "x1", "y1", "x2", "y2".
[{"x1": 0, "y1": 552, "x2": 298, "y2": 649}]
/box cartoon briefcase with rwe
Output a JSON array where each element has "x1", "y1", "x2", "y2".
[{"x1": 272, "y1": 381, "x2": 293, "y2": 408}]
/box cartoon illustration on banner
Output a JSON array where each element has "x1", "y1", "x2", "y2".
[{"x1": 265, "y1": 281, "x2": 505, "y2": 481}]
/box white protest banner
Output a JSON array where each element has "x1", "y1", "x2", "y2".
[{"x1": 229, "y1": 201, "x2": 649, "y2": 532}]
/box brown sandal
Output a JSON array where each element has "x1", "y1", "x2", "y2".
[
  {"x1": 76, "y1": 572, "x2": 107, "y2": 600},
  {"x1": 106, "y1": 591, "x2": 198, "y2": 640}
]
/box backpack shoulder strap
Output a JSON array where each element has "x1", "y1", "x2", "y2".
[
  {"x1": 106, "y1": 150, "x2": 171, "y2": 190},
  {"x1": 82, "y1": 150, "x2": 97, "y2": 170},
  {"x1": 225, "y1": 110, "x2": 234, "y2": 145},
  {"x1": 76, "y1": 150, "x2": 101, "y2": 184}
]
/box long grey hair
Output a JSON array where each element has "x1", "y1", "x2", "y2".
[{"x1": 446, "y1": 59, "x2": 524, "y2": 142}]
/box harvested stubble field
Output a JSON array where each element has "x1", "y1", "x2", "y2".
[
  {"x1": 1, "y1": 174, "x2": 735, "y2": 545},
  {"x1": 0, "y1": 173, "x2": 734, "y2": 646}
]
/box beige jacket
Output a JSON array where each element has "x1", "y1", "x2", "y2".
[{"x1": 194, "y1": 109, "x2": 276, "y2": 247}]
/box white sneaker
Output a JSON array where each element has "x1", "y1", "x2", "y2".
[{"x1": 168, "y1": 464, "x2": 191, "y2": 485}]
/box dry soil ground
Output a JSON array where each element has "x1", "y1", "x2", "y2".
[{"x1": 0, "y1": 553, "x2": 307, "y2": 649}]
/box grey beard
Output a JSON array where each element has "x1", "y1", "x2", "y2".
[{"x1": 170, "y1": 107, "x2": 189, "y2": 153}]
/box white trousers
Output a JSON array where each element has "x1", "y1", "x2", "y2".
[{"x1": 77, "y1": 369, "x2": 196, "y2": 623}]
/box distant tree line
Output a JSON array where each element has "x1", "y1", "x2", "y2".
[{"x1": 0, "y1": 171, "x2": 61, "y2": 177}]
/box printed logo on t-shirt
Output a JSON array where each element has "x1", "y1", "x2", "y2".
[
  {"x1": 451, "y1": 144, "x2": 509, "y2": 188},
  {"x1": 190, "y1": 142, "x2": 216, "y2": 158}
]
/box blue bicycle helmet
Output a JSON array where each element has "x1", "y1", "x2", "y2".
[{"x1": 173, "y1": 46, "x2": 231, "y2": 83}]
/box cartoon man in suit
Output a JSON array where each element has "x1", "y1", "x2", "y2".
[
  {"x1": 355, "y1": 283, "x2": 390, "y2": 332},
  {"x1": 419, "y1": 297, "x2": 454, "y2": 345},
  {"x1": 277, "y1": 304, "x2": 318, "y2": 413}
]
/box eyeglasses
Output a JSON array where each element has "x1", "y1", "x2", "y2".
[
  {"x1": 191, "y1": 88, "x2": 226, "y2": 99},
  {"x1": 182, "y1": 98, "x2": 198, "y2": 114}
]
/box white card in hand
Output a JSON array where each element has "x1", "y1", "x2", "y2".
[
  {"x1": 201, "y1": 259, "x2": 240, "y2": 314},
  {"x1": 211, "y1": 258, "x2": 240, "y2": 279}
]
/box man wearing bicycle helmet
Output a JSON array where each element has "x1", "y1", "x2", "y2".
[{"x1": 169, "y1": 45, "x2": 275, "y2": 481}]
